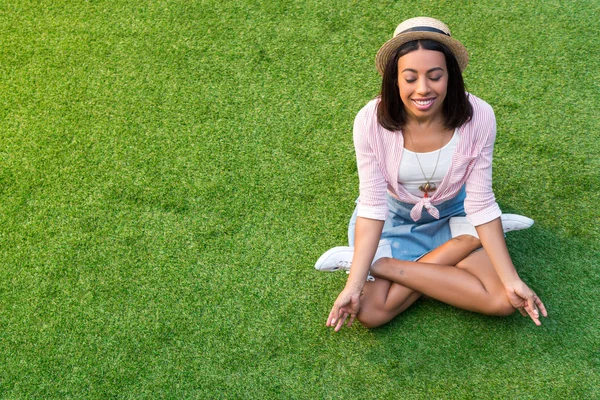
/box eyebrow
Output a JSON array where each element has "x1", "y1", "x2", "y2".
[{"x1": 401, "y1": 67, "x2": 445, "y2": 73}]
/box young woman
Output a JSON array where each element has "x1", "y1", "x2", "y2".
[{"x1": 315, "y1": 17, "x2": 547, "y2": 331}]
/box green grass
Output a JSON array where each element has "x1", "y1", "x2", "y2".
[{"x1": 0, "y1": 0, "x2": 598, "y2": 398}]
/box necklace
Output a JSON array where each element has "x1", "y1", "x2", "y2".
[{"x1": 405, "y1": 130, "x2": 446, "y2": 197}]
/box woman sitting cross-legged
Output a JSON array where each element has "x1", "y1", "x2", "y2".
[{"x1": 315, "y1": 17, "x2": 547, "y2": 331}]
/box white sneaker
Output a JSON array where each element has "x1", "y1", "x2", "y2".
[
  {"x1": 314, "y1": 246, "x2": 354, "y2": 272},
  {"x1": 449, "y1": 214, "x2": 534, "y2": 239},
  {"x1": 314, "y1": 244, "x2": 392, "y2": 272}
]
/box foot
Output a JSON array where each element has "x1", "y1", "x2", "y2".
[
  {"x1": 314, "y1": 244, "x2": 392, "y2": 272},
  {"x1": 449, "y1": 214, "x2": 534, "y2": 239},
  {"x1": 501, "y1": 214, "x2": 535, "y2": 232},
  {"x1": 314, "y1": 246, "x2": 354, "y2": 272}
]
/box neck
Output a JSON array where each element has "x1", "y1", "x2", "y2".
[{"x1": 404, "y1": 113, "x2": 446, "y2": 131}]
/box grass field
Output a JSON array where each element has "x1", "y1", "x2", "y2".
[{"x1": 0, "y1": 0, "x2": 598, "y2": 398}]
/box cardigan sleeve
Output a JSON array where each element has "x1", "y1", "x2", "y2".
[
  {"x1": 353, "y1": 105, "x2": 389, "y2": 221},
  {"x1": 464, "y1": 100, "x2": 502, "y2": 226}
]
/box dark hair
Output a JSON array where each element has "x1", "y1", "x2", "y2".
[{"x1": 377, "y1": 39, "x2": 473, "y2": 131}]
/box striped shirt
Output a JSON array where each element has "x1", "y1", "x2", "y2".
[{"x1": 353, "y1": 93, "x2": 501, "y2": 226}]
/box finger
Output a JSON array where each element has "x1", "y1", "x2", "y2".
[
  {"x1": 334, "y1": 311, "x2": 348, "y2": 332},
  {"x1": 346, "y1": 312, "x2": 356, "y2": 328},
  {"x1": 525, "y1": 293, "x2": 538, "y2": 314},
  {"x1": 524, "y1": 300, "x2": 541, "y2": 326},
  {"x1": 529, "y1": 294, "x2": 537, "y2": 309},
  {"x1": 518, "y1": 307, "x2": 527, "y2": 317},
  {"x1": 527, "y1": 311, "x2": 541, "y2": 326},
  {"x1": 327, "y1": 305, "x2": 340, "y2": 327},
  {"x1": 534, "y1": 295, "x2": 548, "y2": 317}
]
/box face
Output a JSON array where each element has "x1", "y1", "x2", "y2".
[{"x1": 397, "y1": 48, "x2": 448, "y2": 121}]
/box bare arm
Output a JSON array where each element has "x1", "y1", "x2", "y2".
[
  {"x1": 476, "y1": 218, "x2": 548, "y2": 325},
  {"x1": 476, "y1": 218, "x2": 519, "y2": 283},
  {"x1": 326, "y1": 216, "x2": 384, "y2": 332},
  {"x1": 464, "y1": 101, "x2": 546, "y2": 324},
  {"x1": 346, "y1": 217, "x2": 385, "y2": 290}
]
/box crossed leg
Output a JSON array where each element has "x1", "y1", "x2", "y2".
[{"x1": 357, "y1": 235, "x2": 514, "y2": 328}]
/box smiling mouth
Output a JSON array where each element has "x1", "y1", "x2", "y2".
[{"x1": 412, "y1": 99, "x2": 435, "y2": 106}]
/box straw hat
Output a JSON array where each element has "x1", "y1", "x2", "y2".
[{"x1": 375, "y1": 17, "x2": 469, "y2": 75}]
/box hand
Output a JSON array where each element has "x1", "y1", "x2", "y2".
[
  {"x1": 505, "y1": 280, "x2": 548, "y2": 326},
  {"x1": 326, "y1": 286, "x2": 362, "y2": 332}
]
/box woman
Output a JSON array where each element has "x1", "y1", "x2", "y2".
[{"x1": 315, "y1": 17, "x2": 547, "y2": 331}]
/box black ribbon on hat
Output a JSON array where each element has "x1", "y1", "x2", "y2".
[{"x1": 400, "y1": 26, "x2": 450, "y2": 36}]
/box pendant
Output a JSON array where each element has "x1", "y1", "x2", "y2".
[{"x1": 419, "y1": 182, "x2": 437, "y2": 193}]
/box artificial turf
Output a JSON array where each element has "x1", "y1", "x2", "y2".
[{"x1": 0, "y1": 0, "x2": 598, "y2": 398}]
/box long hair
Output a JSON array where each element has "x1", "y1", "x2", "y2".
[{"x1": 377, "y1": 39, "x2": 473, "y2": 131}]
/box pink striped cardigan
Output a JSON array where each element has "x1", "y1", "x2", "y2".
[{"x1": 354, "y1": 93, "x2": 502, "y2": 226}]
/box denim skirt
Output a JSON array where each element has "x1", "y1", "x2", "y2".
[{"x1": 348, "y1": 186, "x2": 467, "y2": 261}]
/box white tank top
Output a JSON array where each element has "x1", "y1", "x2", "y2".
[{"x1": 398, "y1": 130, "x2": 459, "y2": 197}]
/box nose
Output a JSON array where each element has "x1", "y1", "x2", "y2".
[{"x1": 416, "y1": 77, "x2": 430, "y2": 95}]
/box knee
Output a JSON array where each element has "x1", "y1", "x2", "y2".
[
  {"x1": 451, "y1": 234, "x2": 480, "y2": 247},
  {"x1": 485, "y1": 295, "x2": 515, "y2": 317},
  {"x1": 357, "y1": 311, "x2": 390, "y2": 329},
  {"x1": 358, "y1": 318, "x2": 382, "y2": 329}
]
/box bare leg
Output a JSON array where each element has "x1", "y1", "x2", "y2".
[
  {"x1": 357, "y1": 235, "x2": 483, "y2": 328},
  {"x1": 370, "y1": 243, "x2": 515, "y2": 316}
]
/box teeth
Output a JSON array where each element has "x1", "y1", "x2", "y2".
[{"x1": 414, "y1": 99, "x2": 434, "y2": 106}]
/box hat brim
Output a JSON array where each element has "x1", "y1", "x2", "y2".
[{"x1": 375, "y1": 31, "x2": 469, "y2": 76}]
